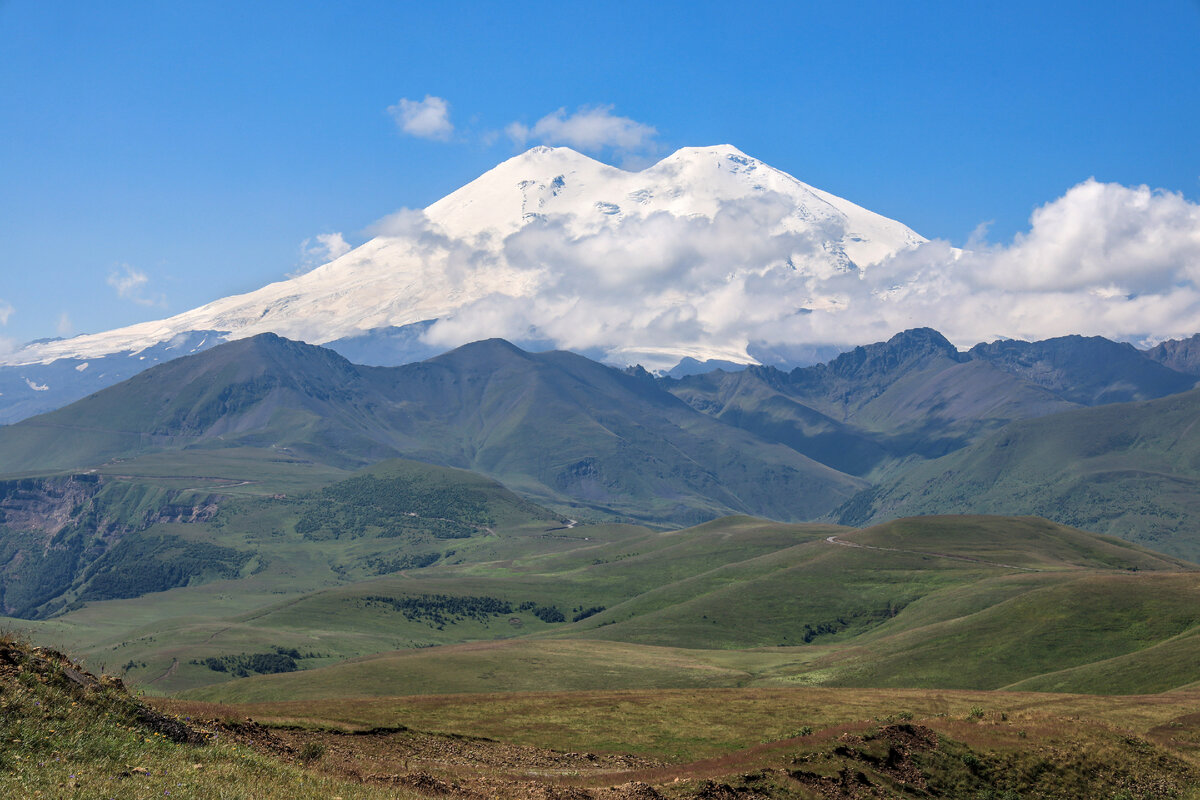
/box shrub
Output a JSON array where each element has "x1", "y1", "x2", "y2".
[{"x1": 298, "y1": 741, "x2": 325, "y2": 763}]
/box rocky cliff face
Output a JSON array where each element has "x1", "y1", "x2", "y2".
[{"x1": 0, "y1": 475, "x2": 221, "y2": 618}]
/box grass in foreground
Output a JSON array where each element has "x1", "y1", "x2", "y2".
[
  {"x1": 160, "y1": 687, "x2": 1200, "y2": 799},
  {"x1": 7, "y1": 628, "x2": 1200, "y2": 799},
  {"x1": 0, "y1": 632, "x2": 413, "y2": 800}
]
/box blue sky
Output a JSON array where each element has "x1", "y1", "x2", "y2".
[{"x1": 2, "y1": 0, "x2": 1199, "y2": 347}]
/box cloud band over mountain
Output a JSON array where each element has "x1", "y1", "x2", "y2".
[
  {"x1": 417, "y1": 175, "x2": 1200, "y2": 364},
  {"x1": 6, "y1": 147, "x2": 1199, "y2": 372}
]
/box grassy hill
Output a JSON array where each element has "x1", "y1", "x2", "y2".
[
  {"x1": 0, "y1": 452, "x2": 563, "y2": 619},
  {"x1": 0, "y1": 631, "x2": 396, "y2": 799},
  {"x1": 10, "y1": 504, "x2": 1194, "y2": 701}
]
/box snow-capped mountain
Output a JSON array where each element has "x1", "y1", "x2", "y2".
[{"x1": 0, "y1": 145, "x2": 926, "y2": 422}]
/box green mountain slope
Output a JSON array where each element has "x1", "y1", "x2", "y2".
[
  {"x1": 834, "y1": 389, "x2": 1200, "y2": 560},
  {"x1": 0, "y1": 334, "x2": 865, "y2": 525},
  {"x1": 0, "y1": 453, "x2": 563, "y2": 619}
]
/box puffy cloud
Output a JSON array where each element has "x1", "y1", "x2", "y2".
[
  {"x1": 976, "y1": 179, "x2": 1200, "y2": 293},
  {"x1": 420, "y1": 193, "x2": 839, "y2": 366},
  {"x1": 107, "y1": 264, "x2": 165, "y2": 307},
  {"x1": 388, "y1": 95, "x2": 453, "y2": 141},
  {"x1": 506, "y1": 106, "x2": 658, "y2": 153},
  {"x1": 847, "y1": 181, "x2": 1200, "y2": 347},
  {"x1": 407, "y1": 178, "x2": 1200, "y2": 368}
]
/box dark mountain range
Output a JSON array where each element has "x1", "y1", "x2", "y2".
[
  {"x1": 967, "y1": 334, "x2": 1196, "y2": 405},
  {"x1": 666, "y1": 329, "x2": 1080, "y2": 473},
  {"x1": 0, "y1": 334, "x2": 864, "y2": 525},
  {"x1": 1146, "y1": 333, "x2": 1200, "y2": 377},
  {"x1": 5, "y1": 326, "x2": 1200, "y2": 536},
  {"x1": 665, "y1": 328, "x2": 1200, "y2": 478}
]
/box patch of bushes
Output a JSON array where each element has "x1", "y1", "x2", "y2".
[
  {"x1": 190, "y1": 645, "x2": 323, "y2": 677},
  {"x1": 800, "y1": 603, "x2": 909, "y2": 643},
  {"x1": 571, "y1": 605, "x2": 606, "y2": 622},
  {"x1": 293, "y1": 473, "x2": 495, "y2": 540},
  {"x1": 359, "y1": 594, "x2": 579, "y2": 627},
  {"x1": 366, "y1": 552, "x2": 440, "y2": 575},
  {"x1": 520, "y1": 601, "x2": 565, "y2": 623},
  {"x1": 363, "y1": 594, "x2": 516, "y2": 627}
]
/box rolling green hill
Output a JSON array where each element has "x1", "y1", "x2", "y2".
[
  {"x1": 8, "y1": 500, "x2": 1197, "y2": 700},
  {"x1": 162, "y1": 514, "x2": 1200, "y2": 702}
]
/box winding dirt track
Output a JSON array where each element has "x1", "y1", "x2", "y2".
[{"x1": 824, "y1": 534, "x2": 1039, "y2": 572}]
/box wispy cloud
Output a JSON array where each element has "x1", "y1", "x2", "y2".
[
  {"x1": 107, "y1": 264, "x2": 165, "y2": 307},
  {"x1": 506, "y1": 105, "x2": 658, "y2": 154},
  {"x1": 294, "y1": 232, "x2": 352, "y2": 275},
  {"x1": 55, "y1": 311, "x2": 72, "y2": 337},
  {"x1": 388, "y1": 95, "x2": 453, "y2": 141},
  {"x1": 0, "y1": 300, "x2": 12, "y2": 326}
]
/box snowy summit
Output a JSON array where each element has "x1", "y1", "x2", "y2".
[{"x1": 6, "y1": 145, "x2": 925, "y2": 371}]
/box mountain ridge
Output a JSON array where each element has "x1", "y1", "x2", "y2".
[{"x1": 0, "y1": 333, "x2": 867, "y2": 525}]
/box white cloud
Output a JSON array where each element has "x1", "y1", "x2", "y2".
[
  {"x1": 843, "y1": 180, "x2": 1200, "y2": 347},
  {"x1": 55, "y1": 312, "x2": 72, "y2": 337},
  {"x1": 107, "y1": 264, "x2": 165, "y2": 307},
  {"x1": 506, "y1": 105, "x2": 658, "y2": 153},
  {"x1": 295, "y1": 232, "x2": 352, "y2": 274},
  {"x1": 0, "y1": 300, "x2": 12, "y2": 325},
  {"x1": 977, "y1": 179, "x2": 1200, "y2": 293},
  {"x1": 408, "y1": 178, "x2": 1200, "y2": 368},
  {"x1": 388, "y1": 95, "x2": 453, "y2": 141}
]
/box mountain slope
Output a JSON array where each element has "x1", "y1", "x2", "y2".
[
  {"x1": 833, "y1": 388, "x2": 1200, "y2": 560},
  {"x1": 0, "y1": 335, "x2": 865, "y2": 525},
  {"x1": 0, "y1": 334, "x2": 396, "y2": 473},
  {"x1": 359, "y1": 340, "x2": 865, "y2": 522},
  {"x1": 1146, "y1": 332, "x2": 1200, "y2": 377},
  {"x1": 667, "y1": 329, "x2": 1081, "y2": 472}
]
